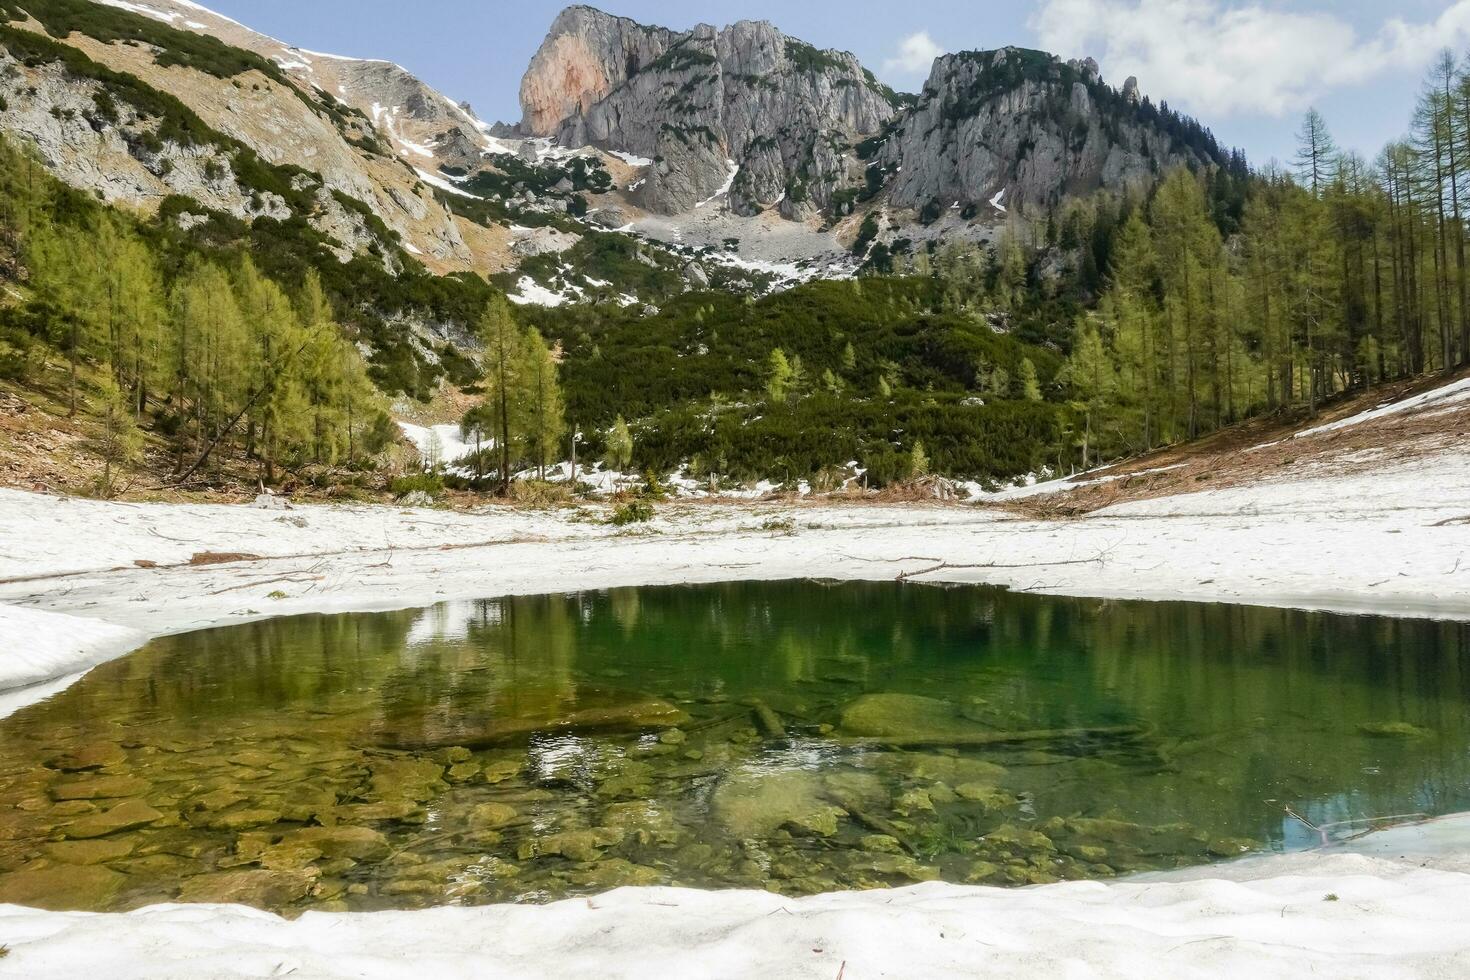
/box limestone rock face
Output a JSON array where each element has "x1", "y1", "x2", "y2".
[
  {"x1": 520, "y1": 6, "x2": 899, "y2": 215},
  {"x1": 879, "y1": 48, "x2": 1207, "y2": 217}
]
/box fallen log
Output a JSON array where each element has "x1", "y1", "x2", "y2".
[
  {"x1": 838, "y1": 723, "x2": 1150, "y2": 751},
  {"x1": 751, "y1": 700, "x2": 788, "y2": 740},
  {"x1": 828, "y1": 793, "x2": 921, "y2": 857}
]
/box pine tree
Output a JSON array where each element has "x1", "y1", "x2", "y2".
[
  {"x1": 766, "y1": 347, "x2": 793, "y2": 404},
  {"x1": 476, "y1": 295, "x2": 528, "y2": 494},
  {"x1": 1019, "y1": 357, "x2": 1042, "y2": 402},
  {"x1": 908, "y1": 441, "x2": 929, "y2": 479},
  {"x1": 605, "y1": 415, "x2": 633, "y2": 471},
  {"x1": 525, "y1": 329, "x2": 566, "y2": 480},
  {"x1": 93, "y1": 376, "x2": 142, "y2": 498},
  {"x1": 1062, "y1": 323, "x2": 1116, "y2": 468},
  {"x1": 1295, "y1": 109, "x2": 1339, "y2": 197}
]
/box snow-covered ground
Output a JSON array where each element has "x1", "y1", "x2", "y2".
[
  {"x1": 3, "y1": 450, "x2": 1469, "y2": 697},
  {"x1": 1296, "y1": 375, "x2": 1470, "y2": 438},
  {"x1": 1, "y1": 441, "x2": 1469, "y2": 975}
]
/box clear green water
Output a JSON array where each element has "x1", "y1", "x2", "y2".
[{"x1": 1, "y1": 582, "x2": 1467, "y2": 914}]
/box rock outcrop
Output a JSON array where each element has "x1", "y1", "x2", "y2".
[
  {"x1": 520, "y1": 6, "x2": 901, "y2": 216},
  {"x1": 877, "y1": 48, "x2": 1214, "y2": 217}
]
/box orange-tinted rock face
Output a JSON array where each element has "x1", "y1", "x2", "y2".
[{"x1": 520, "y1": 35, "x2": 612, "y2": 136}]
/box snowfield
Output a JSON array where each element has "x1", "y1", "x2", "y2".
[
  {"x1": 2, "y1": 829, "x2": 1469, "y2": 979},
  {"x1": 1, "y1": 439, "x2": 1469, "y2": 975}
]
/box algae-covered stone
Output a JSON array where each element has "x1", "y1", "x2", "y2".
[
  {"x1": 1062, "y1": 843, "x2": 1110, "y2": 863},
  {"x1": 469, "y1": 802, "x2": 518, "y2": 830},
  {"x1": 711, "y1": 769, "x2": 847, "y2": 839},
  {"x1": 522, "y1": 827, "x2": 624, "y2": 862},
  {"x1": 50, "y1": 775, "x2": 151, "y2": 801},
  {"x1": 259, "y1": 843, "x2": 324, "y2": 871},
  {"x1": 855, "y1": 853, "x2": 940, "y2": 882},
  {"x1": 954, "y1": 783, "x2": 1017, "y2": 813},
  {"x1": 334, "y1": 801, "x2": 424, "y2": 824},
  {"x1": 893, "y1": 788, "x2": 936, "y2": 816},
  {"x1": 965, "y1": 861, "x2": 1002, "y2": 883},
  {"x1": 859, "y1": 834, "x2": 905, "y2": 854},
  {"x1": 382, "y1": 878, "x2": 438, "y2": 896},
  {"x1": 983, "y1": 824, "x2": 1055, "y2": 853},
  {"x1": 178, "y1": 868, "x2": 318, "y2": 908},
  {"x1": 1207, "y1": 837, "x2": 1256, "y2": 858},
  {"x1": 839, "y1": 694, "x2": 973, "y2": 738},
  {"x1": 44, "y1": 838, "x2": 136, "y2": 865},
  {"x1": 480, "y1": 757, "x2": 524, "y2": 785},
  {"x1": 0, "y1": 864, "x2": 125, "y2": 910},
  {"x1": 46, "y1": 743, "x2": 127, "y2": 773},
  {"x1": 601, "y1": 801, "x2": 680, "y2": 846},
  {"x1": 446, "y1": 762, "x2": 482, "y2": 784},
  {"x1": 206, "y1": 808, "x2": 282, "y2": 831},
  {"x1": 568, "y1": 858, "x2": 662, "y2": 890},
  {"x1": 286, "y1": 826, "x2": 391, "y2": 862},
  {"x1": 368, "y1": 758, "x2": 447, "y2": 803},
  {"x1": 63, "y1": 799, "x2": 164, "y2": 839},
  {"x1": 873, "y1": 754, "x2": 1007, "y2": 787},
  {"x1": 191, "y1": 789, "x2": 247, "y2": 813},
  {"x1": 473, "y1": 856, "x2": 522, "y2": 880},
  {"x1": 227, "y1": 750, "x2": 280, "y2": 769}
]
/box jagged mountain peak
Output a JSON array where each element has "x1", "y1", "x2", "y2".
[{"x1": 520, "y1": 6, "x2": 900, "y2": 217}]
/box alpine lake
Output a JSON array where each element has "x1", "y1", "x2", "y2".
[{"x1": 1, "y1": 581, "x2": 1468, "y2": 915}]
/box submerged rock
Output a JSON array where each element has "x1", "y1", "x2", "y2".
[
  {"x1": 521, "y1": 827, "x2": 625, "y2": 862},
  {"x1": 285, "y1": 826, "x2": 391, "y2": 862},
  {"x1": 469, "y1": 802, "x2": 519, "y2": 830},
  {"x1": 568, "y1": 858, "x2": 662, "y2": 890},
  {"x1": 178, "y1": 868, "x2": 318, "y2": 908},
  {"x1": 50, "y1": 775, "x2": 151, "y2": 801},
  {"x1": 205, "y1": 808, "x2": 282, "y2": 831},
  {"x1": 368, "y1": 758, "x2": 448, "y2": 802},
  {"x1": 852, "y1": 853, "x2": 940, "y2": 882},
  {"x1": 839, "y1": 694, "x2": 974, "y2": 739},
  {"x1": 46, "y1": 743, "x2": 127, "y2": 772},
  {"x1": 63, "y1": 799, "x2": 164, "y2": 839},
  {"x1": 712, "y1": 769, "x2": 851, "y2": 839},
  {"x1": 44, "y1": 837, "x2": 136, "y2": 866},
  {"x1": 0, "y1": 864, "x2": 126, "y2": 910}
]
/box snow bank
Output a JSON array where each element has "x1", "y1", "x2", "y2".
[
  {"x1": 2, "y1": 842, "x2": 1468, "y2": 978},
  {"x1": 0, "y1": 605, "x2": 145, "y2": 696},
  {"x1": 1296, "y1": 376, "x2": 1470, "y2": 439},
  {"x1": 396, "y1": 420, "x2": 478, "y2": 466},
  {"x1": 414, "y1": 167, "x2": 481, "y2": 199},
  {"x1": 1, "y1": 448, "x2": 1468, "y2": 717}
]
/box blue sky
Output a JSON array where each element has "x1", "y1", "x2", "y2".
[{"x1": 202, "y1": 0, "x2": 1470, "y2": 167}]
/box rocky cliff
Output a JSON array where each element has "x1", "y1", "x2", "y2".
[
  {"x1": 520, "y1": 11, "x2": 1230, "y2": 226},
  {"x1": 520, "y1": 6, "x2": 902, "y2": 217},
  {"x1": 875, "y1": 48, "x2": 1218, "y2": 218}
]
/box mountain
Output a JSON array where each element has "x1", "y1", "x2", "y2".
[
  {"x1": 517, "y1": 8, "x2": 1232, "y2": 233},
  {"x1": 518, "y1": 5, "x2": 903, "y2": 219},
  {"x1": 876, "y1": 48, "x2": 1225, "y2": 216},
  {"x1": 0, "y1": 0, "x2": 1238, "y2": 313}
]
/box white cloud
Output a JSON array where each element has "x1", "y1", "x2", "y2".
[
  {"x1": 1031, "y1": 0, "x2": 1470, "y2": 117},
  {"x1": 884, "y1": 31, "x2": 946, "y2": 76}
]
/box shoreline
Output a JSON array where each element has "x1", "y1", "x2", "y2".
[
  {"x1": 1, "y1": 452, "x2": 1469, "y2": 976},
  {"x1": 3, "y1": 449, "x2": 1470, "y2": 707}
]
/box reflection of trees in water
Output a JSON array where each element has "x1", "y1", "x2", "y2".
[{"x1": 5, "y1": 584, "x2": 1467, "y2": 849}]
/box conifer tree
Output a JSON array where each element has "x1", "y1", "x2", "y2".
[{"x1": 605, "y1": 415, "x2": 633, "y2": 471}]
